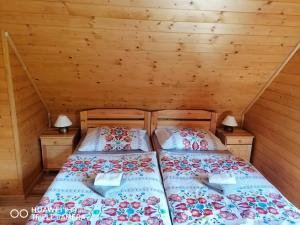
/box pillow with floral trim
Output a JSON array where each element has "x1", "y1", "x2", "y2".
[
  {"x1": 78, "y1": 127, "x2": 150, "y2": 152},
  {"x1": 155, "y1": 127, "x2": 227, "y2": 151}
]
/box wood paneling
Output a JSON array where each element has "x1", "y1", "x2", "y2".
[
  {"x1": 244, "y1": 49, "x2": 300, "y2": 208},
  {"x1": 0, "y1": 33, "x2": 48, "y2": 196},
  {"x1": 8, "y1": 38, "x2": 49, "y2": 194},
  {"x1": 0, "y1": 32, "x2": 22, "y2": 195},
  {"x1": 1, "y1": 0, "x2": 300, "y2": 125}
]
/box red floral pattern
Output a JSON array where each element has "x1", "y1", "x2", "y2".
[
  {"x1": 99, "y1": 195, "x2": 165, "y2": 224},
  {"x1": 61, "y1": 154, "x2": 155, "y2": 177},
  {"x1": 160, "y1": 151, "x2": 300, "y2": 225},
  {"x1": 27, "y1": 153, "x2": 171, "y2": 225},
  {"x1": 166, "y1": 190, "x2": 300, "y2": 224},
  {"x1": 178, "y1": 128, "x2": 209, "y2": 150},
  {"x1": 227, "y1": 191, "x2": 300, "y2": 220},
  {"x1": 29, "y1": 194, "x2": 98, "y2": 224},
  {"x1": 168, "y1": 192, "x2": 239, "y2": 223},
  {"x1": 28, "y1": 194, "x2": 167, "y2": 225},
  {"x1": 102, "y1": 127, "x2": 133, "y2": 151},
  {"x1": 160, "y1": 153, "x2": 255, "y2": 175}
]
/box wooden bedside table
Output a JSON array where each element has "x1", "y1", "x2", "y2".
[
  {"x1": 40, "y1": 128, "x2": 79, "y2": 171},
  {"x1": 216, "y1": 128, "x2": 254, "y2": 161}
]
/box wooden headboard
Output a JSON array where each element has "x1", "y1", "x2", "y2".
[
  {"x1": 151, "y1": 110, "x2": 217, "y2": 135},
  {"x1": 80, "y1": 109, "x2": 151, "y2": 136}
]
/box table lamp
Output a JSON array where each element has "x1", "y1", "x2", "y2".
[
  {"x1": 222, "y1": 115, "x2": 238, "y2": 132},
  {"x1": 54, "y1": 115, "x2": 72, "y2": 133}
]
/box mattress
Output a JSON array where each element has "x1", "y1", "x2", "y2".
[
  {"x1": 27, "y1": 151, "x2": 172, "y2": 225},
  {"x1": 159, "y1": 150, "x2": 300, "y2": 225}
]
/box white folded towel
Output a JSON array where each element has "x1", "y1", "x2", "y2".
[
  {"x1": 208, "y1": 173, "x2": 236, "y2": 185},
  {"x1": 94, "y1": 172, "x2": 123, "y2": 187}
]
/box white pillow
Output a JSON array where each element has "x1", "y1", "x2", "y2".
[
  {"x1": 78, "y1": 127, "x2": 150, "y2": 152},
  {"x1": 155, "y1": 127, "x2": 226, "y2": 151}
]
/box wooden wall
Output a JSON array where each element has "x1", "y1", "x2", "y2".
[
  {"x1": 0, "y1": 33, "x2": 49, "y2": 196},
  {"x1": 244, "y1": 49, "x2": 300, "y2": 208},
  {"x1": 0, "y1": 34, "x2": 22, "y2": 195},
  {"x1": 1, "y1": 0, "x2": 300, "y2": 126},
  {"x1": 8, "y1": 38, "x2": 49, "y2": 194}
]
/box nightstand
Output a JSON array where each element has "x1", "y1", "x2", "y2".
[
  {"x1": 216, "y1": 128, "x2": 254, "y2": 161},
  {"x1": 40, "y1": 128, "x2": 79, "y2": 171}
]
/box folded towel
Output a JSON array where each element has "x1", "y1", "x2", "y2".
[
  {"x1": 94, "y1": 172, "x2": 123, "y2": 186},
  {"x1": 208, "y1": 173, "x2": 236, "y2": 185},
  {"x1": 201, "y1": 179, "x2": 224, "y2": 194},
  {"x1": 86, "y1": 180, "x2": 122, "y2": 197}
]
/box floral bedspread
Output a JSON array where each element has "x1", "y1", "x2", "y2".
[
  {"x1": 27, "y1": 152, "x2": 172, "y2": 225},
  {"x1": 159, "y1": 151, "x2": 300, "y2": 225}
]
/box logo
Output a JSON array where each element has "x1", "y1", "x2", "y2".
[{"x1": 10, "y1": 209, "x2": 29, "y2": 218}]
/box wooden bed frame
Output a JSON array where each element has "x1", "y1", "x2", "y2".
[
  {"x1": 150, "y1": 109, "x2": 217, "y2": 150},
  {"x1": 150, "y1": 109, "x2": 217, "y2": 134},
  {"x1": 80, "y1": 109, "x2": 151, "y2": 136}
]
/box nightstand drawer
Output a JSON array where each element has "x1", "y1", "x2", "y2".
[
  {"x1": 43, "y1": 145, "x2": 72, "y2": 169},
  {"x1": 227, "y1": 145, "x2": 252, "y2": 161},
  {"x1": 227, "y1": 144, "x2": 252, "y2": 151},
  {"x1": 41, "y1": 138, "x2": 73, "y2": 146},
  {"x1": 226, "y1": 136, "x2": 253, "y2": 145}
]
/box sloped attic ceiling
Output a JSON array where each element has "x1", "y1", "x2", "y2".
[{"x1": 1, "y1": 0, "x2": 300, "y2": 125}]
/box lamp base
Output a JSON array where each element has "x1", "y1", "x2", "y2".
[
  {"x1": 58, "y1": 127, "x2": 69, "y2": 134},
  {"x1": 223, "y1": 125, "x2": 234, "y2": 132}
]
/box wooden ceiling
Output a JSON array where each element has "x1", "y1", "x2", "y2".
[{"x1": 1, "y1": 0, "x2": 299, "y2": 125}]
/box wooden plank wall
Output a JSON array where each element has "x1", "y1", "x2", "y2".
[
  {"x1": 8, "y1": 39, "x2": 49, "y2": 194},
  {"x1": 0, "y1": 35, "x2": 22, "y2": 195},
  {"x1": 244, "y1": 49, "x2": 300, "y2": 208},
  {"x1": 0, "y1": 0, "x2": 299, "y2": 126},
  {"x1": 0, "y1": 33, "x2": 49, "y2": 196}
]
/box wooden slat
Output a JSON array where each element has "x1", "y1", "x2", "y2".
[
  {"x1": 80, "y1": 111, "x2": 88, "y2": 136},
  {"x1": 150, "y1": 111, "x2": 158, "y2": 135},
  {"x1": 87, "y1": 120, "x2": 145, "y2": 128},
  {"x1": 144, "y1": 111, "x2": 151, "y2": 134},
  {"x1": 157, "y1": 109, "x2": 213, "y2": 119},
  {"x1": 2, "y1": 20, "x2": 300, "y2": 37},
  {"x1": 7, "y1": 0, "x2": 300, "y2": 15},
  {"x1": 7, "y1": 11, "x2": 300, "y2": 27},
  {"x1": 210, "y1": 112, "x2": 217, "y2": 134},
  {"x1": 157, "y1": 120, "x2": 211, "y2": 130},
  {"x1": 87, "y1": 109, "x2": 145, "y2": 119},
  {"x1": 9, "y1": 29, "x2": 299, "y2": 47}
]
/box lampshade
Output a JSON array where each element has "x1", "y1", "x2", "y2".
[
  {"x1": 222, "y1": 115, "x2": 238, "y2": 127},
  {"x1": 54, "y1": 115, "x2": 72, "y2": 128}
]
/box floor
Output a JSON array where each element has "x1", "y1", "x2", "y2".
[{"x1": 0, "y1": 172, "x2": 56, "y2": 225}]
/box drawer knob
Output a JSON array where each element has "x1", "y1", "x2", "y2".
[{"x1": 53, "y1": 141, "x2": 57, "y2": 144}]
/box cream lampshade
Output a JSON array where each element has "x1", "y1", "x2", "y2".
[
  {"x1": 54, "y1": 115, "x2": 72, "y2": 133},
  {"x1": 222, "y1": 115, "x2": 238, "y2": 132}
]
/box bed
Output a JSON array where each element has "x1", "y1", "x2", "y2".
[
  {"x1": 151, "y1": 110, "x2": 300, "y2": 225},
  {"x1": 27, "y1": 109, "x2": 172, "y2": 225}
]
